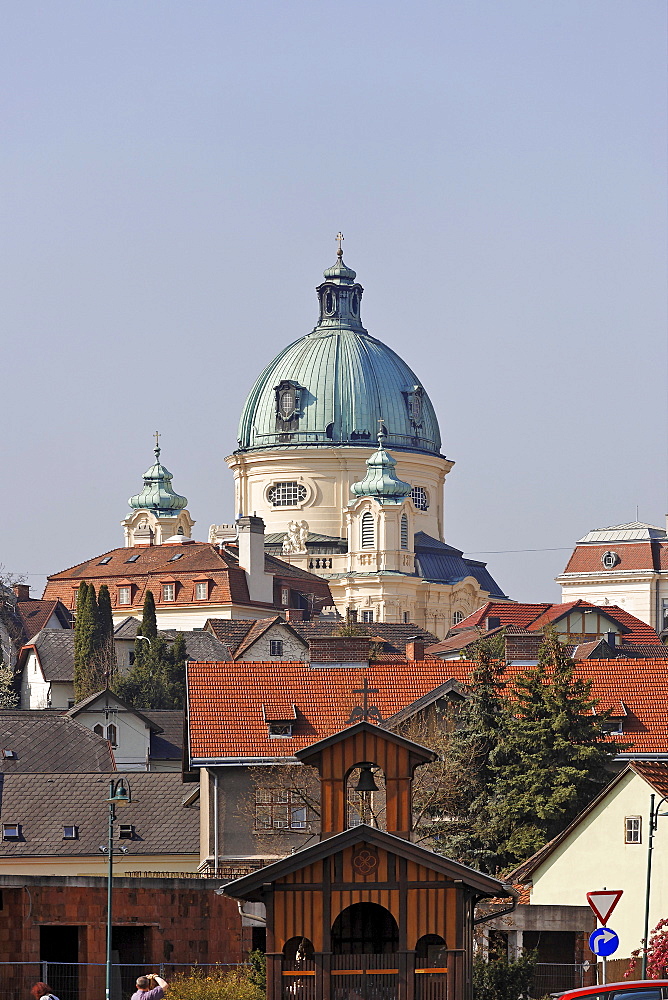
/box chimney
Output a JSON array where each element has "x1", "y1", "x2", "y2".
[
  {"x1": 13, "y1": 584, "x2": 30, "y2": 601},
  {"x1": 237, "y1": 516, "x2": 274, "y2": 604},
  {"x1": 405, "y1": 638, "x2": 425, "y2": 661},
  {"x1": 284, "y1": 608, "x2": 305, "y2": 623},
  {"x1": 605, "y1": 631, "x2": 616, "y2": 649}
]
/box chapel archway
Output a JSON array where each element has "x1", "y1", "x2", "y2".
[{"x1": 332, "y1": 902, "x2": 399, "y2": 955}]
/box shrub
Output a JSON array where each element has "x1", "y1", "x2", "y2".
[
  {"x1": 473, "y1": 951, "x2": 537, "y2": 1000},
  {"x1": 167, "y1": 967, "x2": 264, "y2": 1000}
]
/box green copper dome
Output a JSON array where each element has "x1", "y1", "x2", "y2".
[
  {"x1": 350, "y1": 432, "x2": 412, "y2": 503},
  {"x1": 128, "y1": 445, "x2": 188, "y2": 513},
  {"x1": 236, "y1": 250, "x2": 442, "y2": 455}
]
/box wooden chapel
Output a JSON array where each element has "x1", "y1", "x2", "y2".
[{"x1": 224, "y1": 717, "x2": 513, "y2": 1000}]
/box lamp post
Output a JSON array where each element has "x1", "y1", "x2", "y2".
[
  {"x1": 642, "y1": 793, "x2": 668, "y2": 978},
  {"x1": 105, "y1": 777, "x2": 132, "y2": 1000}
]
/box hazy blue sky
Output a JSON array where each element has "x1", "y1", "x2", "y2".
[{"x1": 2, "y1": 0, "x2": 666, "y2": 603}]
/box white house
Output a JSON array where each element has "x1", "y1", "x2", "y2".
[{"x1": 508, "y1": 762, "x2": 668, "y2": 964}]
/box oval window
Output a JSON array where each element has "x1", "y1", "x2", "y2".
[{"x1": 324, "y1": 290, "x2": 335, "y2": 315}]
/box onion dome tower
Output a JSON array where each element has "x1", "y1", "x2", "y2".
[
  {"x1": 350, "y1": 431, "x2": 412, "y2": 503},
  {"x1": 122, "y1": 437, "x2": 195, "y2": 546}
]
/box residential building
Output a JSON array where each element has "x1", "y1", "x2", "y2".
[
  {"x1": 429, "y1": 599, "x2": 665, "y2": 662},
  {"x1": 557, "y1": 521, "x2": 668, "y2": 632},
  {"x1": 0, "y1": 710, "x2": 115, "y2": 773},
  {"x1": 224, "y1": 247, "x2": 509, "y2": 636},
  {"x1": 0, "y1": 582, "x2": 70, "y2": 669},
  {"x1": 505, "y1": 762, "x2": 668, "y2": 965},
  {"x1": 186, "y1": 654, "x2": 668, "y2": 871},
  {"x1": 17, "y1": 623, "x2": 231, "y2": 710}
]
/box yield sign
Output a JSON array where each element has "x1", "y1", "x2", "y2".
[{"x1": 587, "y1": 890, "x2": 623, "y2": 925}]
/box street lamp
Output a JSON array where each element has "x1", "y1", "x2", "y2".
[
  {"x1": 105, "y1": 777, "x2": 132, "y2": 1000},
  {"x1": 642, "y1": 793, "x2": 668, "y2": 977}
]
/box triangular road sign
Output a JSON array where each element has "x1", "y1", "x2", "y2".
[{"x1": 587, "y1": 890, "x2": 623, "y2": 925}]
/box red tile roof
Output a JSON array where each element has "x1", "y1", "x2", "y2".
[
  {"x1": 562, "y1": 541, "x2": 666, "y2": 574},
  {"x1": 452, "y1": 600, "x2": 659, "y2": 645},
  {"x1": 42, "y1": 542, "x2": 331, "y2": 614},
  {"x1": 187, "y1": 656, "x2": 668, "y2": 761},
  {"x1": 16, "y1": 600, "x2": 70, "y2": 641}
]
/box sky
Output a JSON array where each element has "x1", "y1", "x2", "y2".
[{"x1": 2, "y1": 0, "x2": 666, "y2": 603}]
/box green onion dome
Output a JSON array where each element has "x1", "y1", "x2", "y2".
[{"x1": 128, "y1": 445, "x2": 188, "y2": 513}]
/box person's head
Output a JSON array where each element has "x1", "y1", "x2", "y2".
[
  {"x1": 136, "y1": 979, "x2": 151, "y2": 991},
  {"x1": 31, "y1": 984, "x2": 51, "y2": 1000}
]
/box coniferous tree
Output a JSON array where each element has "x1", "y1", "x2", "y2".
[
  {"x1": 485, "y1": 626, "x2": 621, "y2": 868},
  {"x1": 114, "y1": 592, "x2": 187, "y2": 708},
  {"x1": 95, "y1": 584, "x2": 116, "y2": 686},
  {"x1": 74, "y1": 582, "x2": 101, "y2": 701}
]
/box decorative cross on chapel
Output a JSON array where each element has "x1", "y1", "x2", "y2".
[
  {"x1": 347, "y1": 678, "x2": 383, "y2": 725},
  {"x1": 336, "y1": 232, "x2": 344, "y2": 256},
  {"x1": 154, "y1": 430, "x2": 161, "y2": 459}
]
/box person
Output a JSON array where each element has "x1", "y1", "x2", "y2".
[
  {"x1": 131, "y1": 974, "x2": 168, "y2": 1000},
  {"x1": 31, "y1": 983, "x2": 60, "y2": 1000}
]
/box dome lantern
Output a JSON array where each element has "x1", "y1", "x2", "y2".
[
  {"x1": 350, "y1": 430, "x2": 412, "y2": 504},
  {"x1": 128, "y1": 437, "x2": 188, "y2": 514}
]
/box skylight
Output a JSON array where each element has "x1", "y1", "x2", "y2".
[
  {"x1": 168, "y1": 552, "x2": 184, "y2": 562},
  {"x1": 126, "y1": 554, "x2": 140, "y2": 563},
  {"x1": 2, "y1": 749, "x2": 15, "y2": 759},
  {"x1": 63, "y1": 826, "x2": 78, "y2": 839},
  {"x1": 98, "y1": 556, "x2": 112, "y2": 565}
]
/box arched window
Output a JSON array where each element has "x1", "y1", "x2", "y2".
[
  {"x1": 400, "y1": 513, "x2": 409, "y2": 550},
  {"x1": 106, "y1": 724, "x2": 118, "y2": 747},
  {"x1": 452, "y1": 610, "x2": 465, "y2": 625},
  {"x1": 93, "y1": 724, "x2": 104, "y2": 737},
  {"x1": 361, "y1": 512, "x2": 375, "y2": 548}
]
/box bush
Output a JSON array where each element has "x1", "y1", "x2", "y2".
[
  {"x1": 473, "y1": 951, "x2": 537, "y2": 1000},
  {"x1": 167, "y1": 967, "x2": 264, "y2": 1000}
]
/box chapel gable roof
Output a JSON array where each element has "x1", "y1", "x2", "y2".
[
  {"x1": 295, "y1": 720, "x2": 436, "y2": 769},
  {"x1": 223, "y1": 823, "x2": 513, "y2": 901}
]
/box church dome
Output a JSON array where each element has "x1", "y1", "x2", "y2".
[{"x1": 236, "y1": 249, "x2": 442, "y2": 456}]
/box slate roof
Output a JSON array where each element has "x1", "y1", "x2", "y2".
[
  {"x1": 20, "y1": 629, "x2": 75, "y2": 681},
  {"x1": 43, "y1": 541, "x2": 332, "y2": 613},
  {"x1": 188, "y1": 656, "x2": 668, "y2": 762},
  {"x1": 0, "y1": 712, "x2": 115, "y2": 772},
  {"x1": 413, "y1": 533, "x2": 508, "y2": 599},
  {"x1": 0, "y1": 771, "x2": 199, "y2": 858},
  {"x1": 143, "y1": 710, "x2": 184, "y2": 760},
  {"x1": 289, "y1": 621, "x2": 440, "y2": 654}
]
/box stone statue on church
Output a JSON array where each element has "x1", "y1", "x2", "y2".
[{"x1": 283, "y1": 520, "x2": 309, "y2": 555}]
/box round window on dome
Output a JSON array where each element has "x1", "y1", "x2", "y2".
[
  {"x1": 267, "y1": 482, "x2": 308, "y2": 507},
  {"x1": 410, "y1": 486, "x2": 429, "y2": 511}
]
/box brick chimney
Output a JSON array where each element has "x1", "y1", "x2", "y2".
[
  {"x1": 405, "y1": 638, "x2": 425, "y2": 661},
  {"x1": 309, "y1": 636, "x2": 371, "y2": 666},
  {"x1": 13, "y1": 584, "x2": 30, "y2": 601},
  {"x1": 284, "y1": 608, "x2": 305, "y2": 623}
]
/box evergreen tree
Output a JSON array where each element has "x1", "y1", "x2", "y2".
[
  {"x1": 114, "y1": 592, "x2": 187, "y2": 709},
  {"x1": 485, "y1": 626, "x2": 621, "y2": 868},
  {"x1": 427, "y1": 632, "x2": 509, "y2": 870},
  {"x1": 74, "y1": 582, "x2": 102, "y2": 702},
  {"x1": 95, "y1": 584, "x2": 116, "y2": 686}
]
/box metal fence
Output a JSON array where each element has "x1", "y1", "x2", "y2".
[
  {"x1": 530, "y1": 962, "x2": 588, "y2": 997},
  {"x1": 0, "y1": 962, "x2": 248, "y2": 1000}
]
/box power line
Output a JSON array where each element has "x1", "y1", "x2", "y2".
[{"x1": 467, "y1": 546, "x2": 572, "y2": 555}]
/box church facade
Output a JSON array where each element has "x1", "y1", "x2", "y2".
[{"x1": 224, "y1": 245, "x2": 508, "y2": 637}]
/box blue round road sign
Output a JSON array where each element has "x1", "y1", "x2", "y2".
[{"x1": 589, "y1": 928, "x2": 619, "y2": 957}]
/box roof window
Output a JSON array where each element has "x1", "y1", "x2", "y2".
[
  {"x1": 168, "y1": 552, "x2": 184, "y2": 562},
  {"x1": 2, "y1": 824, "x2": 20, "y2": 840},
  {"x1": 268, "y1": 722, "x2": 293, "y2": 738},
  {"x1": 126, "y1": 554, "x2": 141, "y2": 563},
  {"x1": 63, "y1": 826, "x2": 78, "y2": 840},
  {"x1": 2, "y1": 749, "x2": 15, "y2": 759},
  {"x1": 98, "y1": 556, "x2": 112, "y2": 565},
  {"x1": 118, "y1": 824, "x2": 135, "y2": 840}
]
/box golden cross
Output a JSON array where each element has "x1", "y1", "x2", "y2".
[
  {"x1": 154, "y1": 430, "x2": 160, "y2": 449},
  {"x1": 336, "y1": 232, "x2": 344, "y2": 256}
]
